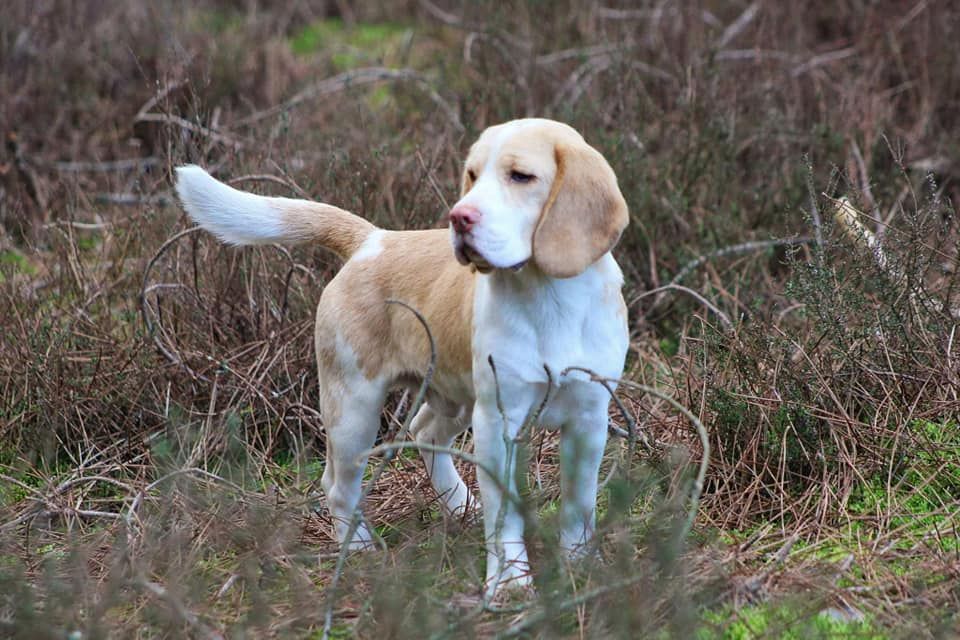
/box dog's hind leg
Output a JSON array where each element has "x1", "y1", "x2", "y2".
[
  {"x1": 319, "y1": 374, "x2": 388, "y2": 551},
  {"x1": 410, "y1": 404, "x2": 474, "y2": 517}
]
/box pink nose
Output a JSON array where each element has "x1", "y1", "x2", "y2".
[{"x1": 449, "y1": 205, "x2": 481, "y2": 234}]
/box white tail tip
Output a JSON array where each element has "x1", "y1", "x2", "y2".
[{"x1": 174, "y1": 165, "x2": 283, "y2": 245}]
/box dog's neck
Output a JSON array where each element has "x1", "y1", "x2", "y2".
[
  {"x1": 485, "y1": 252, "x2": 620, "y2": 290},
  {"x1": 479, "y1": 252, "x2": 623, "y2": 318}
]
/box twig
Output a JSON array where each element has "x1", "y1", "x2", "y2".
[
  {"x1": 536, "y1": 44, "x2": 620, "y2": 66},
  {"x1": 135, "y1": 79, "x2": 188, "y2": 119},
  {"x1": 714, "y1": 49, "x2": 792, "y2": 62},
  {"x1": 791, "y1": 46, "x2": 857, "y2": 78},
  {"x1": 6, "y1": 132, "x2": 48, "y2": 211},
  {"x1": 414, "y1": 150, "x2": 451, "y2": 212},
  {"x1": 234, "y1": 67, "x2": 463, "y2": 132},
  {"x1": 737, "y1": 533, "x2": 799, "y2": 599},
  {"x1": 125, "y1": 467, "x2": 246, "y2": 536},
  {"x1": 498, "y1": 573, "x2": 649, "y2": 638},
  {"x1": 139, "y1": 226, "x2": 208, "y2": 379},
  {"x1": 362, "y1": 441, "x2": 519, "y2": 509},
  {"x1": 133, "y1": 112, "x2": 245, "y2": 149},
  {"x1": 227, "y1": 173, "x2": 310, "y2": 200},
  {"x1": 95, "y1": 192, "x2": 172, "y2": 206},
  {"x1": 661, "y1": 236, "x2": 814, "y2": 289},
  {"x1": 849, "y1": 139, "x2": 882, "y2": 237},
  {"x1": 550, "y1": 54, "x2": 672, "y2": 113},
  {"x1": 634, "y1": 284, "x2": 734, "y2": 332},
  {"x1": 42, "y1": 220, "x2": 112, "y2": 231},
  {"x1": 716, "y1": 1, "x2": 760, "y2": 49},
  {"x1": 418, "y1": 0, "x2": 529, "y2": 52},
  {"x1": 136, "y1": 576, "x2": 225, "y2": 640},
  {"x1": 48, "y1": 157, "x2": 160, "y2": 173},
  {"x1": 804, "y1": 159, "x2": 824, "y2": 261}
]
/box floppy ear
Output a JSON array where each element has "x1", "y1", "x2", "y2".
[
  {"x1": 459, "y1": 166, "x2": 474, "y2": 198},
  {"x1": 532, "y1": 141, "x2": 629, "y2": 278}
]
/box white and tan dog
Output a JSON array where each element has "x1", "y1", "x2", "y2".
[{"x1": 175, "y1": 118, "x2": 629, "y2": 597}]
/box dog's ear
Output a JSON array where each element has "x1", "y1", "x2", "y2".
[
  {"x1": 460, "y1": 166, "x2": 474, "y2": 198},
  {"x1": 532, "y1": 141, "x2": 629, "y2": 278}
]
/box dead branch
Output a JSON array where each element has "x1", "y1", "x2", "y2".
[
  {"x1": 133, "y1": 112, "x2": 246, "y2": 149},
  {"x1": 233, "y1": 66, "x2": 463, "y2": 133},
  {"x1": 634, "y1": 283, "x2": 734, "y2": 332}
]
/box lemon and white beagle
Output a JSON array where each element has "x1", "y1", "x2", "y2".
[{"x1": 175, "y1": 118, "x2": 629, "y2": 597}]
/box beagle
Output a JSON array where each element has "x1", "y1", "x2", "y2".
[{"x1": 174, "y1": 118, "x2": 630, "y2": 598}]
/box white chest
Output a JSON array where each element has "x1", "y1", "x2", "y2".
[{"x1": 470, "y1": 255, "x2": 629, "y2": 421}]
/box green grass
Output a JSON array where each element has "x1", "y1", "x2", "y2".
[
  {"x1": 290, "y1": 18, "x2": 413, "y2": 69},
  {"x1": 698, "y1": 603, "x2": 884, "y2": 640}
]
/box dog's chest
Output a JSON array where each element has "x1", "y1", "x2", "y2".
[{"x1": 471, "y1": 257, "x2": 628, "y2": 391}]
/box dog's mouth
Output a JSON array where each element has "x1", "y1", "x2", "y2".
[{"x1": 453, "y1": 236, "x2": 527, "y2": 274}]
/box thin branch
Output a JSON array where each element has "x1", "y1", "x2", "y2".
[
  {"x1": 362, "y1": 441, "x2": 519, "y2": 509},
  {"x1": 499, "y1": 572, "x2": 649, "y2": 637},
  {"x1": 139, "y1": 226, "x2": 208, "y2": 379},
  {"x1": 133, "y1": 112, "x2": 245, "y2": 149},
  {"x1": 716, "y1": 1, "x2": 760, "y2": 49},
  {"x1": 48, "y1": 157, "x2": 160, "y2": 173},
  {"x1": 418, "y1": 0, "x2": 529, "y2": 52},
  {"x1": 634, "y1": 284, "x2": 733, "y2": 332},
  {"x1": 124, "y1": 467, "x2": 247, "y2": 537},
  {"x1": 664, "y1": 236, "x2": 814, "y2": 288},
  {"x1": 791, "y1": 46, "x2": 857, "y2": 77},
  {"x1": 227, "y1": 173, "x2": 310, "y2": 200},
  {"x1": 848, "y1": 139, "x2": 883, "y2": 238},
  {"x1": 234, "y1": 67, "x2": 463, "y2": 132},
  {"x1": 136, "y1": 576, "x2": 225, "y2": 640}
]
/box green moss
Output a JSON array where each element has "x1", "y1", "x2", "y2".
[
  {"x1": 290, "y1": 18, "x2": 412, "y2": 70},
  {"x1": 847, "y1": 419, "x2": 960, "y2": 552},
  {"x1": 698, "y1": 602, "x2": 884, "y2": 639},
  {"x1": 0, "y1": 249, "x2": 36, "y2": 274},
  {"x1": 659, "y1": 336, "x2": 680, "y2": 357}
]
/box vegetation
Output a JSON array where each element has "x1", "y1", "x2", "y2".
[{"x1": 1, "y1": 1, "x2": 958, "y2": 637}]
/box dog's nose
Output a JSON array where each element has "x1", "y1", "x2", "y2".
[{"x1": 449, "y1": 205, "x2": 481, "y2": 234}]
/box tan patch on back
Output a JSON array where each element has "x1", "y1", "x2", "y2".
[{"x1": 315, "y1": 229, "x2": 475, "y2": 389}]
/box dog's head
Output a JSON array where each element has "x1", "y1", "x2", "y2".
[{"x1": 449, "y1": 119, "x2": 629, "y2": 278}]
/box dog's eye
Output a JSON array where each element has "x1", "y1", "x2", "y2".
[
  {"x1": 509, "y1": 170, "x2": 535, "y2": 184},
  {"x1": 467, "y1": 169, "x2": 477, "y2": 182}
]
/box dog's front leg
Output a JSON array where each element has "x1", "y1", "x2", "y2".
[
  {"x1": 472, "y1": 398, "x2": 532, "y2": 598},
  {"x1": 558, "y1": 404, "x2": 610, "y2": 555}
]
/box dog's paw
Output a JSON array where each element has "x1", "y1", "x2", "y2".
[
  {"x1": 343, "y1": 522, "x2": 377, "y2": 551},
  {"x1": 484, "y1": 574, "x2": 536, "y2": 609},
  {"x1": 483, "y1": 562, "x2": 533, "y2": 604},
  {"x1": 559, "y1": 539, "x2": 599, "y2": 562},
  {"x1": 438, "y1": 485, "x2": 478, "y2": 519}
]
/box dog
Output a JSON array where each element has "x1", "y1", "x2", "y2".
[{"x1": 174, "y1": 118, "x2": 629, "y2": 597}]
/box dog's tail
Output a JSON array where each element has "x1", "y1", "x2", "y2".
[{"x1": 174, "y1": 165, "x2": 376, "y2": 259}]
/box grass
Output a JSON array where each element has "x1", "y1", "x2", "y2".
[{"x1": 1, "y1": 0, "x2": 960, "y2": 637}]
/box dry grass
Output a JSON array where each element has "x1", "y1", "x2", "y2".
[{"x1": 2, "y1": 0, "x2": 960, "y2": 637}]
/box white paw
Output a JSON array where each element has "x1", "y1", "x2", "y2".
[
  {"x1": 338, "y1": 520, "x2": 377, "y2": 551},
  {"x1": 484, "y1": 560, "x2": 533, "y2": 602}
]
